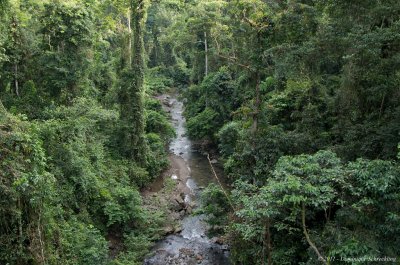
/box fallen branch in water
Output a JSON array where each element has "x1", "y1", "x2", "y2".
[{"x1": 207, "y1": 154, "x2": 237, "y2": 212}]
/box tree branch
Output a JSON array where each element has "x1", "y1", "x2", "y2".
[
  {"x1": 302, "y1": 203, "x2": 326, "y2": 264},
  {"x1": 214, "y1": 53, "x2": 255, "y2": 72},
  {"x1": 241, "y1": 11, "x2": 270, "y2": 32},
  {"x1": 207, "y1": 154, "x2": 237, "y2": 212}
]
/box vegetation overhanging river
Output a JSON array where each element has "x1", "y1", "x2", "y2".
[{"x1": 144, "y1": 93, "x2": 230, "y2": 265}]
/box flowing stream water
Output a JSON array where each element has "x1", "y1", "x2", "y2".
[{"x1": 144, "y1": 95, "x2": 230, "y2": 265}]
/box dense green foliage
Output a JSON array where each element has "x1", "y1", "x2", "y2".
[
  {"x1": 0, "y1": 0, "x2": 174, "y2": 264},
  {"x1": 1, "y1": 0, "x2": 400, "y2": 264},
  {"x1": 146, "y1": 0, "x2": 400, "y2": 264}
]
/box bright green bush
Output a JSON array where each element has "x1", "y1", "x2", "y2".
[
  {"x1": 103, "y1": 184, "x2": 142, "y2": 227},
  {"x1": 145, "y1": 97, "x2": 163, "y2": 112},
  {"x1": 57, "y1": 219, "x2": 108, "y2": 265},
  {"x1": 167, "y1": 60, "x2": 191, "y2": 87},
  {"x1": 111, "y1": 233, "x2": 153, "y2": 265},
  {"x1": 217, "y1": 121, "x2": 242, "y2": 158},
  {"x1": 146, "y1": 133, "x2": 169, "y2": 179},
  {"x1": 186, "y1": 107, "x2": 219, "y2": 140},
  {"x1": 204, "y1": 150, "x2": 400, "y2": 264},
  {"x1": 0, "y1": 114, "x2": 55, "y2": 264},
  {"x1": 200, "y1": 184, "x2": 230, "y2": 235},
  {"x1": 184, "y1": 67, "x2": 238, "y2": 142},
  {"x1": 145, "y1": 67, "x2": 174, "y2": 94},
  {"x1": 38, "y1": 98, "x2": 117, "y2": 208},
  {"x1": 145, "y1": 109, "x2": 176, "y2": 141}
]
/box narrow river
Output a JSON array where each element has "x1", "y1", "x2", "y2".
[{"x1": 144, "y1": 94, "x2": 230, "y2": 265}]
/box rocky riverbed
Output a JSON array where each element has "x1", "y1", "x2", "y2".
[{"x1": 142, "y1": 93, "x2": 230, "y2": 265}]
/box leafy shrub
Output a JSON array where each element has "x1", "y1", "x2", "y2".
[
  {"x1": 57, "y1": 219, "x2": 108, "y2": 265},
  {"x1": 167, "y1": 60, "x2": 191, "y2": 87},
  {"x1": 103, "y1": 183, "x2": 142, "y2": 227},
  {"x1": 201, "y1": 184, "x2": 230, "y2": 233},
  {"x1": 145, "y1": 97, "x2": 163, "y2": 112},
  {"x1": 145, "y1": 110, "x2": 176, "y2": 141},
  {"x1": 38, "y1": 98, "x2": 118, "y2": 209},
  {"x1": 111, "y1": 233, "x2": 153, "y2": 265},
  {"x1": 0, "y1": 114, "x2": 55, "y2": 264},
  {"x1": 184, "y1": 67, "x2": 238, "y2": 142},
  {"x1": 217, "y1": 121, "x2": 242, "y2": 158},
  {"x1": 209, "y1": 150, "x2": 400, "y2": 264},
  {"x1": 186, "y1": 107, "x2": 219, "y2": 140},
  {"x1": 145, "y1": 133, "x2": 169, "y2": 179},
  {"x1": 145, "y1": 67, "x2": 173, "y2": 94}
]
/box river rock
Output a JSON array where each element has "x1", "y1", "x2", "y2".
[
  {"x1": 185, "y1": 205, "x2": 193, "y2": 214},
  {"x1": 175, "y1": 195, "x2": 185, "y2": 205},
  {"x1": 163, "y1": 225, "x2": 175, "y2": 235},
  {"x1": 178, "y1": 209, "x2": 186, "y2": 218},
  {"x1": 179, "y1": 248, "x2": 194, "y2": 256},
  {"x1": 167, "y1": 211, "x2": 179, "y2": 222},
  {"x1": 143, "y1": 95, "x2": 231, "y2": 265},
  {"x1": 211, "y1": 236, "x2": 225, "y2": 245},
  {"x1": 174, "y1": 225, "x2": 183, "y2": 233},
  {"x1": 170, "y1": 195, "x2": 186, "y2": 211}
]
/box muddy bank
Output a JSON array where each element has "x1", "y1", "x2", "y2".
[{"x1": 142, "y1": 93, "x2": 230, "y2": 265}]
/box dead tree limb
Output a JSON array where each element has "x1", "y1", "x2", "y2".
[
  {"x1": 207, "y1": 154, "x2": 237, "y2": 212},
  {"x1": 302, "y1": 203, "x2": 326, "y2": 264}
]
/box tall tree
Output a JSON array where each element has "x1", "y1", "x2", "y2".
[
  {"x1": 119, "y1": 0, "x2": 148, "y2": 165},
  {"x1": 131, "y1": 0, "x2": 147, "y2": 165}
]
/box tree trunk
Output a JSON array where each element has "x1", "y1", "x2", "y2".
[
  {"x1": 127, "y1": 8, "x2": 132, "y2": 66},
  {"x1": 37, "y1": 211, "x2": 46, "y2": 264},
  {"x1": 18, "y1": 197, "x2": 23, "y2": 252},
  {"x1": 204, "y1": 31, "x2": 208, "y2": 77},
  {"x1": 11, "y1": 15, "x2": 20, "y2": 97},
  {"x1": 264, "y1": 219, "x2": 272, "y2": 265},
  {"x1": 129, "y1": 0, "x2": 147, "y2": 165},
  {"x1": 251, "y1": 73, "x2": 261, "y2": 133},
  {"x1": 14, "y1": 63, "x2": 19, "y2": 96}
]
